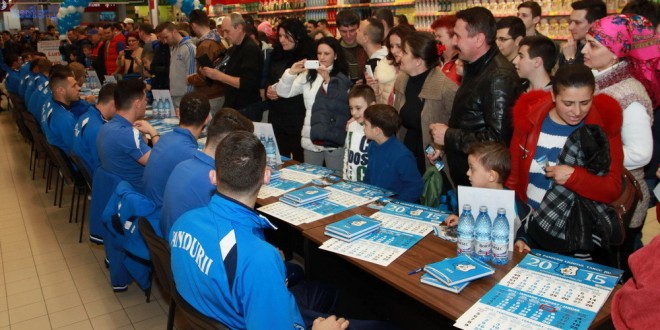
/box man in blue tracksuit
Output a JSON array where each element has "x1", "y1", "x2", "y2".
[
  {"x1": 170, "y1": 131, "x2": 349, "y2": 330},
  {"x1": 160, "y1": 108, "x2": 253, "y2": 237},
  {"x1": 46, "y1": 68, "x2": 80, "y2": 154},
  {"x1": 72, "y1": 83, "x2": 116, "y2": 175}
]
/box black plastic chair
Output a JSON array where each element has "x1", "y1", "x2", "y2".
[
  {"x1": 138, "y1": 219, "x2": 176, "y2": 330},
  {"x1": 69, "y1": 154, "x2": 93, "y2": 243},
  {"x1": 172, "y1": 285, "x2": 229, "y2": 330}
]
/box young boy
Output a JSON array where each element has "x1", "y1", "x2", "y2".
[
  {"x1": 363, "y1": 104, "x2": 423, "y2": 202},
  {"x1": 343, "y1": 85, "x2": 377, "y2": 182},
  {"x1": 444, "y1": 142, "x2": 531, "y2": 249}
]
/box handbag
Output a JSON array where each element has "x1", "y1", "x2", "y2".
[{"x1": 607, "y1": 168, "x2": 643, "y2": 246}]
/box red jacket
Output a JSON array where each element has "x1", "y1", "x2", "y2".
[
  {"x1": 505, "y1": 90, "x2": 623, "y2": 204},
  {"x1": 105, "y1": 33, "x2": 126, "y2": 74}
]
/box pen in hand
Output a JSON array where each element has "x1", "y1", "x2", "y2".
[{"x1": 408, "y1": 267, "x2": 423, "y2": 275}]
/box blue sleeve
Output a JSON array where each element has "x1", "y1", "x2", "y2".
[
  {"x1": 116, "y1": 42, "x2": 126, "y2": 52},
  {"x1": 117, "y1": 127, "x2": 150, "y2": 161},
  {"x1": 240, "y1": 248, "x2": 305, "y2": 330},
  {"x1": 395, "y1": 153, "x2": 423, "y2": 203},
  {"x1": 62, "y1": 115, "x2": 76, "y2": 153}
]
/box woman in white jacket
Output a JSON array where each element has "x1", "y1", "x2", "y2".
[{"x1": 276, "y1": 37, "x2": 351, "y2": 172}]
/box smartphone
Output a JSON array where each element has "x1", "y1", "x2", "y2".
[
  {"x1": 425, "y1": 144, "x2": 445, "y2": 171},
  {"x1": 197, "y1": 54, "x2": 213, "y2": 68},
  {"x1": 304, "y1": 60, "x2": 320, "y2": 69},
  {"x1": 124, "y1": 50, "x2": 133, "y2": 58},
  {"x1": 365, "y1": 65, "x2": 374, "y2": 77}
]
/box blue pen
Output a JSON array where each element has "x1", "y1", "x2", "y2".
[{"x1": 407, "y1": 267, "x2": 423, "y2": 275}]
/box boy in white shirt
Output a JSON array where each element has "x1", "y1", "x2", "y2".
[{"x1": 343, "y1": 85, "x2": 376, "y2": 181}]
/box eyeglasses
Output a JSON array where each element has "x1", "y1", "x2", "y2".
[{"x1": 496, "y1": 37, "x2": 513, "y2": 43}]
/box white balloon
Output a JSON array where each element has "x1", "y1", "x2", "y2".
[
  {"x1": 59, "y1": 7, "x2": 67, "y2": 14},
  {"x1": 57, "y1": 12, "x2": 64, "y2": 19},
  {"x1": 67, "y1": 5, "x2": 76, "y2": 14}
]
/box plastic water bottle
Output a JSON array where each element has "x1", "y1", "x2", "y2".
[
  {"x1": 155, "y1": 98, "x2": 163, "y2": 119},
  {"x1": 164, "y1": 98, "x2": 173, "y2": 118},
  {"x1": 491, "y1": 208, "x2": 510, "y2": 265},
  {"x1": 474, "y1": 206, "x2": 492, "y2": 262},
  {"x1": 266, "y1": 136, "x2": 277, "y2": 169},
  {"x1": 456, "y1": 204, "x2": 475, "y2": 256}
]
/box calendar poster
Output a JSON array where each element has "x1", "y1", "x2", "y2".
[{"x1": 455, "y1": 250, "x2": 622, "y2": 330}]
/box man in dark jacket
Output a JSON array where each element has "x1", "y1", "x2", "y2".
[
  {"x1": 430, "y1": 7, "x2": 521, "y2": 188},
  {"x1": 150, "y1": 34, "x2": 170, "y2": 90}
]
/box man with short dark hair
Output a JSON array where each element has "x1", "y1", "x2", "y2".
[
  {"x1": 306, "y1": 20, "x2": 318, "y2": 35},
  {"x1": 96, "y1": 79, "x2": 159, "y2": 193},
  {"x1": 336, "y1": 9, "x2": 368, "y2": 83},
  {"x1": 201, "y1": 13, "x2": 263, "y2": 121},
  {"x1": 317, "y1": 19, "x2": 333, "y2": 37},
  {"x1": 143, "y1": 92, "x2": 211, "y2": 210},
  {"x1": 73, "y1": 83, "x2": 117, "y2": 174},
  {"x1": 105, "y1": 23, "x2": 126, "y2": 75},
  {"x1": 430, "y1": 7, "x2": 521, "y2": 188},
  {"x1": 496, "y1": 16, "x2": 526, "y2": 62},
  {"x1": 156, "y1": 22, "x2": 195, "y2": 108},
  {"x1": 559, "y1": 0, "x2": 607, "y2": 66},
  {"x1": 160, "y1": 108, "x2": 253, "y2": 237},
  {"x1": 137, "y1": 23, "x2": 158, "y2": 54},
  {"x1": 514, "y1": 35, "x2": 556, "y2": 92},
  {"x1": 143, "y1": 23, "x2": 170, "y2": 90},
  {"x1": 517, "y1": 1, "x2": 543, "y2": 36},
  {"x1": 373, "y1": 8, "x2": 394, "y2": 38},
  {"x1": 46, "y1": 67, "x2": 80, "y2": 154},
  {"x1": 357, "y1": 18, "x2": 387, "y2": 79},
  {"x1": 187, "y1": 9, "x2": 226, "y2": 115}
]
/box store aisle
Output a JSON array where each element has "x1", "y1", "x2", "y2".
[{"x1": 0, "y1": 111, "x2": 168, "y2": 329}]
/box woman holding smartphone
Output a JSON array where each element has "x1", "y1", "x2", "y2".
[
  {"x1": 276, "y1": 37, "x2": 351, "y2": 172},
  {"x1": 117, "y1": 32, "x2": 143, "y2": 75}
]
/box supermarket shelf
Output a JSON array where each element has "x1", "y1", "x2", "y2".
[{"x1": 257, "y1": 1, "x2": 415, "y2": 15}]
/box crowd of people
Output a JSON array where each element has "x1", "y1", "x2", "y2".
[{"x1": 1, "y1": 0, "x2": 659, "y2": 328}]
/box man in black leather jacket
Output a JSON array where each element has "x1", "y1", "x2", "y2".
[{"x1": 431, "y1": 7, "x2": 521, "y2": 188}]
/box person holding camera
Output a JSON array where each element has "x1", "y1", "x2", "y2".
[
  {"x1": 117, "y1": 32, "x2": 143, "y2": 76},
  {"x1": 275, "y1": 37, "x2": 352, "y2": 172}
]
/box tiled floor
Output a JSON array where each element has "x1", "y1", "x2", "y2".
[
  {"x1": 1, "y1": 109, "x2": 659, "y2": 329},
  {"x1": 0, "y1": 112, "x2": 169, "y2": 329}
]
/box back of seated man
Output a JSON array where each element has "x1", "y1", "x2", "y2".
[
  {"x1": 170, "y1": 131, "x2": 349, "y2": 330},
  {"x1": 143, "y1": 92, "x2": 210, "y2": 209},
  {"x1": 160, "y1": 108, "x2": 253, "y2": 237},
  {"x1": 46, "y1": 65, "x2": 80, "y2": 154},
  {"x1": 96, "y1": 78, "x2": 160, "y2": 193},
  {"x1": 72, "y1": 83, "x2": 117, "y2": 175}
]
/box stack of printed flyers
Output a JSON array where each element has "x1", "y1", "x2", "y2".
[
  {"x1": 325, "y1": 215, "x2": 382, "y2": 242},
  {"x1": 421, "y1": 255, "x2": 495, "y2": 294},
  {"x1": 280, "y1": 187, "x2": 330, "y2": 207},
  {"x1": 258, "y1": 180, "x2": 393, "y2": 226},
  {"x1": 258, "y1": 163, "x2": 334, "y2": 199},
  {"x1": 319, "y1": 200, "x2": 450, "y2": 266}
]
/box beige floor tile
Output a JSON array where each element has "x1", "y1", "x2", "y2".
[
  {"x1": 38, "y1": 269, "x2": 72, "y2": 287},
  {"x1": 116, "y1": 287, "x2": 151, "y2": 309},
  {"x1": 36, "y1": 259, "x2": 69, "y2": 275},
  {"x1": 0, "y1": 244, "x2": 30, "y2": 261},
  {"x1": 45, "y1": 292, "x2": 82, "y2": 314},
  {"x1": 0, "y1": 311, "x2": 7, "y2": 327},
  {"x1": 89, "y1": 310, "x2": 132, "y2": 330},
  {"x1": 6, "y1": 288, "x2": 43, "y2": 309},
  {"x1": 33, "y1": 250, "x2": 65, "y2": 264},
  {"x1": 1, "y1": 257, "x2": 33, "y2": 273},
  {"x1": 77, "y1": 285, "x2": 117, "y2": 304},
  {"x1": 8, "y1": 300, "x2": 47, "y2": 324},
  {"x1": 83, "y1": 296, "x2": 123, "y2": 319},
  {"x1": 68, "y1": 263, "x2": 104, "y2": 281},
  {"x1": 4, "y1": 266, "x2": 37, "y2": 284},
  {"x1": 124, "y1": 301, "x2": 166, "y2": 324},
  {"x1": 49, "y1": 305, "x2": 88, "y2": 329},
  {"x1": 0, "y1": 241, "x2": 31, "y2": 255},
  {"x1": 132, "y1": 314, "x2": 168, "y2": 330},
  {"x1": 41, "y1": 280, "x2": 77, "y2": 300},
  {"x1": 5, "y1": 276, "x2": 40, "y2": 296},
  {"x1": 54, "y1": 319, "x2": 93, "y2": 330},
  {"x1": 9, "y1": 315, "x2": 50, "y2": 330},
  {"x1": 73, "y1": 273, "x2": 109, "y2": 291},
  {"x1": 0, "y1": 298, "x2": 7, "y2": 312}
]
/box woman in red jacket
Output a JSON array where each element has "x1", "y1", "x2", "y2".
[{"x1": 506, "y1": 64, "x2": 623, "y2": 261}]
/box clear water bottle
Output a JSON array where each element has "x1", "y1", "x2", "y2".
[
  {"x1": 155, "y1": 98, "x2": 163, "y2": 119},
  {"x1": 456, "y1": 204, "x2": 475, "y2": 256},
  {"x1": 474, "y1": 206, "x2": 492, "y2": 263},
  {"x1": 266, "y1": 136, "x2": 277, "y2": 169},
  {"x1": 164, "y1": 98, "x2": 173, "y2": 118},
  {"x1": 491, "y1": 208, "x2": 510, "y2": 265}
]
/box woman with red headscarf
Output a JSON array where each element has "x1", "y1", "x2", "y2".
[{"x1": 582, "y1": 14, "x2": 659, "y2": 277}]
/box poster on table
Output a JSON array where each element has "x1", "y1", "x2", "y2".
[
  {"x1": 37, "y1": 40, "x2": 63, "y2": 64},
  {"x1": 455, "y1": 250, "x2": 622, "y2": 330}
]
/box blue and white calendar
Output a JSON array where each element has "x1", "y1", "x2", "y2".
[
  {"x1": 319, "y1": 200, "x2": 450, "y2": 266},
  {"x1": 455, "y1": 250, "x2": 622, "y2": 330},
  {"x1": 258, "y1": 163, "x2": 335, "y2": 199}
]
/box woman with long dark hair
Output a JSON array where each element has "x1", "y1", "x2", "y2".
[
  {"x1": 265, "y1": 19, "x2": 316, "y2": 162},
  {"x1": 276, "y1": 37, "x2": 351, "y2": 171}
]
